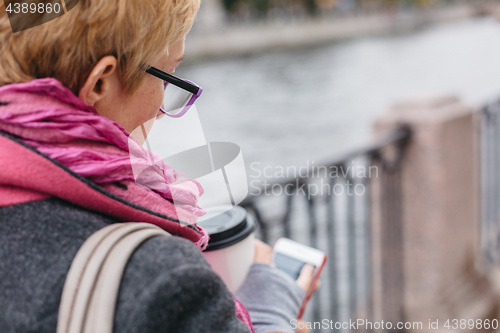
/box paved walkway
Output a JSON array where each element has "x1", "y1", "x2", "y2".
[{"x1": 185, "y1": 4, "x2": 480, "y2": 61}]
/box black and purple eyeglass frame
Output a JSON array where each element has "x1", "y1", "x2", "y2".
[{"x1": 146, "y1": 66, "x2": 203, "y2": 118}]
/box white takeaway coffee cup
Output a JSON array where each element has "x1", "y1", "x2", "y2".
[{"x1": 198, "y1": 205, "x2": 256, "y2": 293}]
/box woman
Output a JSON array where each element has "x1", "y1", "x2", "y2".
[{"x1": 0, "y1": 0, "x2": 315, "y2": 332}]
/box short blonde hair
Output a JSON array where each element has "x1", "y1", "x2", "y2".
[{"x1": 0, "y1": 0, "x2": 200, "y2": 95}]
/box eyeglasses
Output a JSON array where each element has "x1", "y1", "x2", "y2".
[{"x1": 145, "y1": 66, "x2": 203, "y2": 118}]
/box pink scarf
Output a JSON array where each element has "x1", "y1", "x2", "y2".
[{"x1": 0, "y1": 78, "x2": 206, "y2": 223}]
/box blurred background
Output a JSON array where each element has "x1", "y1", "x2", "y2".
[
  {"x1": 181, "y1": 0, "x2": 500, "y2": 173},
  {"x1": 175, "y1": 1, "x2": 500, "y2": 332}
]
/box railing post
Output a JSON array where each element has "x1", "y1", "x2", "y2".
[{"x1": 371, "y1": 96, "x2": 480, "y2": 329}]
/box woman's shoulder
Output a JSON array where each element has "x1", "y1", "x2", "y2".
[
  {"x1": 0, "y1": 197, "x2": 249, "y2": 333},
  {"x1": 116, "y1": 235, "x2": 250, "y2": 333}
]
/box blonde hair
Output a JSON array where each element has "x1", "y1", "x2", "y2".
[{"x1": 0, "y1": 0, "x2": 200, "y2": 95}]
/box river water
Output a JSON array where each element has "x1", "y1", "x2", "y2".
[{"x1": 178, "y1": 17, "x2": 500, "y2": 174}]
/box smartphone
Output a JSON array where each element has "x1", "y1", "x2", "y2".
[{"x1": 272, "y1": 238, "x2": 327, "y2": 319}]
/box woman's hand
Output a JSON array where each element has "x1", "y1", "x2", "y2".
[
  {"x1": 267, "y1": 320, "x2": 310, "y2": 333},
  {"x1": 253, "y1": 240, "x2": 321, "y2": 333},
  {"x1": 293, "y1": 265, "x2": 320, "y2": 333},
  {"x1": 253, "y1": 239, "x2": 275, "y2": 266},
  {"x1": 253, "y1": 239, "x2": 320, "y2": 292},
  {"x1": 296, "y1": 264, "x2": 321, "y2": 293}
]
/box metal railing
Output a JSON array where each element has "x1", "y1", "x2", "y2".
[
  {"x1": 481, "y1": 100, "x2": 500, "y2": 266},
  {"x1": 241, "y1": 125, "x2": 412, "y2": 332}
]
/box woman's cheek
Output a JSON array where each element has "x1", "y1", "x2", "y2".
[
  {"x1": 152, "y1": 81, "x2": 165, "y2": 115},
  {"x1": 141, "y1": 81, "x2": 164, "y2": 123}
]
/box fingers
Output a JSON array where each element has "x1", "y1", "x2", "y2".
[
  {"x1": 296, "y1": 264, "x2": 315, "y2": 291},
  {"x1": 295, "y1": 320, "x2": 310, "y2": 333},
  {"x1": 253, "y1": 239, "x2": 275, "y2": 266},
  {"x1": 311, "y1": 279, "x2": 321, "y2": 293}
]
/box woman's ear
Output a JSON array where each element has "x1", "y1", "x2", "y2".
[{"x1": 78, "y1": 56, "x2": 118, "y2": 106}]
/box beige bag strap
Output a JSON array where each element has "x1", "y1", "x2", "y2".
[{"x1": 57, "y1": 223, "x2": 171, "y2": 333}]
